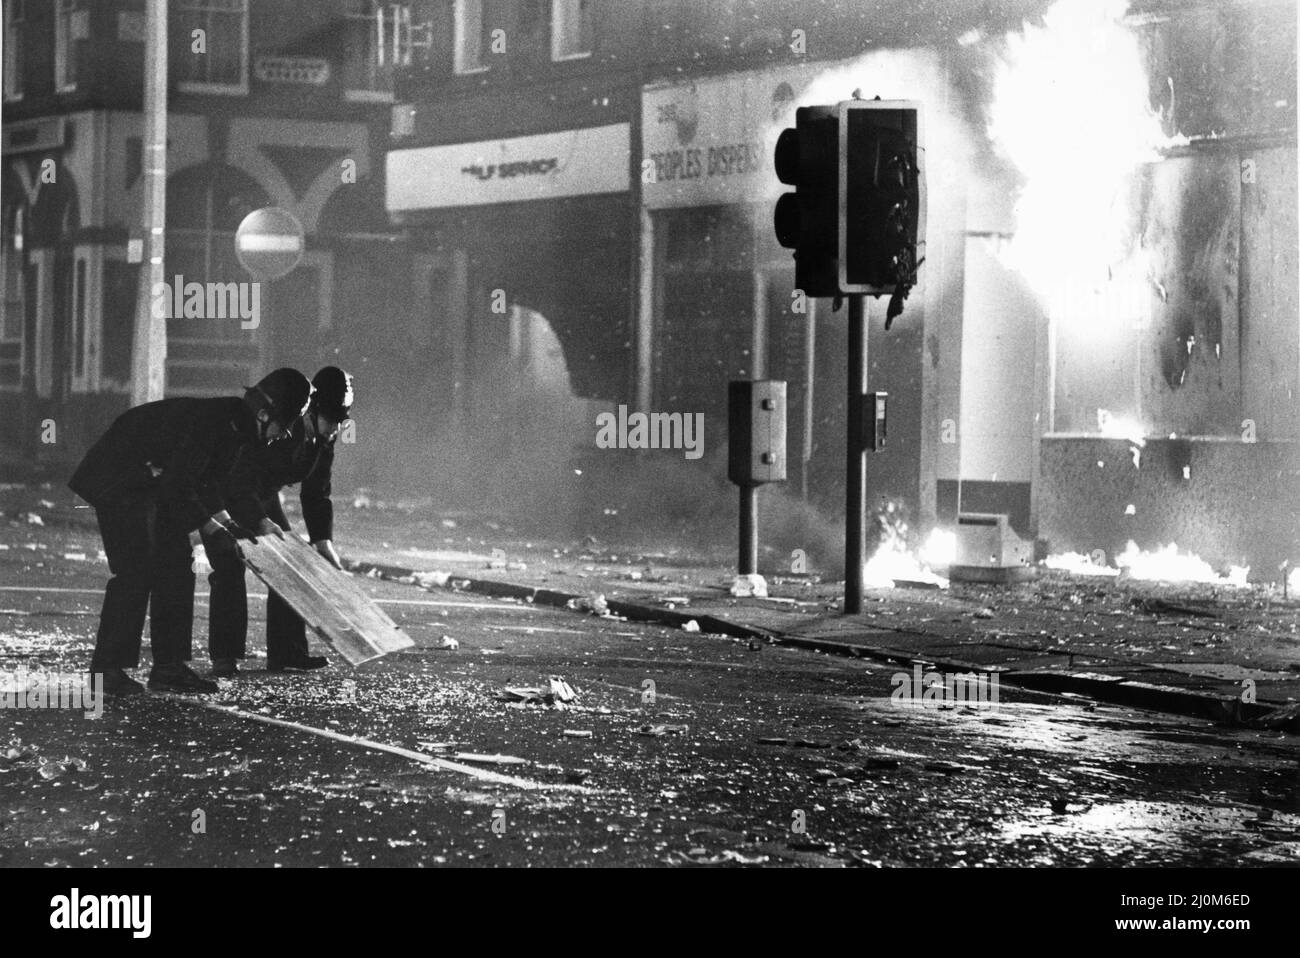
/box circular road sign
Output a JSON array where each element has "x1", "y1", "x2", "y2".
[{"x1": 235, "y1": 207, "x2": 305, "y2": 281}]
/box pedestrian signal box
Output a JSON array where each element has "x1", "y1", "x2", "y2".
[{"x1": 728, "y1": 380, "x2": 787, "y2": 486}]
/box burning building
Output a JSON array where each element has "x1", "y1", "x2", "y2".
[
  {"x1": 988, "y1": 0, "x2": 1298, "y2": 576},
  {"x1": 628, "y1": 0, "x2": 1297, "y2": 578}
]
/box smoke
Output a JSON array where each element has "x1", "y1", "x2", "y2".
[
  {"x1": 561, "y1": 448, "x2": 845, "y2": 572},
  {"x1": 336, "y1": 11, "x2": 1174, "y2": 566},
  {"x1": 339, "y1": 377, "x2": 846, "y2": 570},
  {"x1": 337, "y1": 348, "x2": 590, "y2": 528}
]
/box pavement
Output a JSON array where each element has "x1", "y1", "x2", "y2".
[
  {"x1": 3, "y1": 480, "x2": 1300, "y2": 866},
  {"x1": 321, "y1": 503, "x2": 1300, "y2": 730}
]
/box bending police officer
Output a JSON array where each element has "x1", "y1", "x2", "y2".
[
  {"x1": 207, "y1": 366, "x2": 355, "y2": 676},
  {"x1": 70, "y1": 368, "x2": 313, "y2": 696}
]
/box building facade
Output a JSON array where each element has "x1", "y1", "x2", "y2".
[
  {"x1": 1034, "y1": 0, "x2": 1298, "y2": 570},
  {"x1": 382, "y1": 0, "x2": 1297, "y2": 571},
  {"x1": 1, "y1": 0, "x2": 403, "y2": 460},
  {"x1": 385, "y1": 0, "x2": 640, "y2": 434},
  {"x1": 385, "y1": 0, "x2": 1051, "y2": 528}
]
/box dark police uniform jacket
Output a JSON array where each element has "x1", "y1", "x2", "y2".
[
  {"x1": 224, "y1": 420, "x2": 336, "y2": 543},
  {"x1": 68, "y1": 397, "x2": 260, "y2": 533}
]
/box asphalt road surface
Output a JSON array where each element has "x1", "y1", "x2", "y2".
[{"x1": 3, "y1": 524, "x2": 1300, "y2": 867}]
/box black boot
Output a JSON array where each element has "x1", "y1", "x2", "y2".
[
  {"x1": 148, "y1": 662, "x2": 219, "y2": 694},
  {"x1": 95, "y1": 667, "x2": 145, "y2": 697}
]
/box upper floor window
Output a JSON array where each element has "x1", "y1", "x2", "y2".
[
  {"x1": 551, "y1": 0, "x2": 592, "y2": 61},
  {"x1": 518, "y1": 0, "x2": 592, "y2": 64},
  {"x1": 453, "y1": 0, "x2": 489, "y2": 74},
  {"x1": 173, "y1": 0, "x2": 249, "y2": 94},
  {"x1": 343, "y1": 0, "x2": 394, "y2": 99},
  {"x1": 3, "y1": 0, "x2": 23, "y2": 101},
  {"x1": 55, "y1": 0, "x2": 89, "y2": 93}
]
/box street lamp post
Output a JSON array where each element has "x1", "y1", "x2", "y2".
[{"x1": 130, "y1": 0, "x2": 168, "y2": 406}]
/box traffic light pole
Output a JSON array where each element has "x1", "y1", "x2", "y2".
[
  {"x1": 738, "y1": 484, "x2": 758, "y2": 576},
  {"x1": 844, "y1": 294, "x2": 867, "y2": 614}
]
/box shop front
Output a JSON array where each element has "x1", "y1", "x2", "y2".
[
  {"x1": 386, "y1": 122, "x2": 634, "y2": 433},
  {"x1": 640, "y1": 65, "x2": 933, "y2": 519}
]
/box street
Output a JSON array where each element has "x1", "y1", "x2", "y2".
[{"x1": 3, "y1": 491, "x2": 1299, "y2": 868}]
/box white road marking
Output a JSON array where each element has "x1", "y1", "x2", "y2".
[
  {"x1": 376, "y1": 598, "x2": 531, "y2": 612},
  {"x1": 165, "y1": 696, "x2": 596, "y2": 793},
  {"x1": 487, "y1": 625, "x2": 584, "y2": 635}
]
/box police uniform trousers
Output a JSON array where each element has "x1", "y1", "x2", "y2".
[{"x1": 89, "y1": 497, "x2": 195, "y2": 670}]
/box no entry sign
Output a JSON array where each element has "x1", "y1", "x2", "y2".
[{"x1": 235, "y1": 207, "x2": 305, "y2": 280}]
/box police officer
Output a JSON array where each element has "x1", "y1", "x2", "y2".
[
  {"x1": 207, "y1": 366, "x2": 354, "y2": 676},
  {"x1": 70, "y1": 368, "x2": 314, "y2": 696}
]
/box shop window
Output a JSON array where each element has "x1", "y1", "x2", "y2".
[
  {"x1": 453, "y1": 0, "x2": 489, "y2": 74},
  {"x1": 664, "y1": 206, "x2": 751, "y2": 272},
  {"x1": 551, "y1": 0, "x2": 592, "y2": 61},
  {"x1": 3, "y1": 0, "x2": 23, "y2": 101},
  {"x1": 1, "y1": 208, "x2": 22, "y2": 339},
  {"x1": 55, "y1": 0, "x2": 89, "y2": 93},
  {"x1": 0, "y1": 206, "x2": 23, "y2": 390},
  {"x1": 173, "y1": 0, "x2": 249, "y2": 94},
  {"x1": 100, "y1": 261, "x2": 135, "y2": 388},
  {"x1": 343, "y1": 0, "x2": 395, "y2": 99}
]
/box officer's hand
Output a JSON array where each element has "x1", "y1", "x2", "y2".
[
  {"x1": 203, "y1": 514, "x2": 257, "y2": 543},
  {"x1": 225, "y1": 521, "x2": 259, "y2": 542},
  {"x1": 314, "y1": 539, "x2": 344, "y2": 570},
  {"x1": 256, "y1": 517, "x2": 286, "y2": 540}
]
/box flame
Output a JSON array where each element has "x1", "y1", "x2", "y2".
[
  {"x1": 1116, "y1": 541, "x2": 1249, "y2": 586},
  {"x1": 863, "y1": 544, "x2": 949, "y2": 590},
  {"x1": 1044, "y1": 552, "x2": 1120, "y2": 577},
  {"x1": 989, "y1": 0, "x2": 1171, "y2": 329},
  {"x1": 920, "y1": 528, "x2": 956, "y2": 568},
  {"x1": 862, "y1": 514, "x2": 951, "y2": 589}
]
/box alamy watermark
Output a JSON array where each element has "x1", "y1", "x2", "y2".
[
  {"x1": 595, "y1": 406, "x2": 704, "y2": 460},
  {"x1": 50, "y1": 889, "x2": 151, "y2": 938},
  {"x1": 151, "y1": 276, "x2": 260, "y2": 329},
  {"x1": 0, "y1": 667, "x2": 103, "y2": 719},
  {"x1": 890, "y1": 664, "x2": 1000, "y2": 709}
]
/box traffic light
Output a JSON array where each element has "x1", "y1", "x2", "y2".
[
  {"x1": 838, "y1": 100, "x2": 925, "y2": 318},
  {"x1": 773, "y1": 105, "x2": 840, "y2": 297}
]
